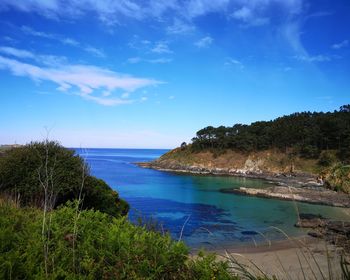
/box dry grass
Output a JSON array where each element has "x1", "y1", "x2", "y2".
[{"x1": 159, "y1": 148, "x2": 319, "y2": 175}]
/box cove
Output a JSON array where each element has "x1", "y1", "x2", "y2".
[{"x1": 75, "y1": 148, "x2": 348, "y2": 249}]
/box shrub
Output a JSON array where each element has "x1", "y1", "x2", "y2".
[
  {"x1": 0, "y1": 141, "x2": 128, "y2": 216},
  {"x1": 324, "y1": 164, "x2": 350, "y2": 194},
  {"x1": 318, "y1": 151, "x2": 336, "y2": 167},
  {"x1": 0, "y1": 202, "x2": 234, "y2": 279}
]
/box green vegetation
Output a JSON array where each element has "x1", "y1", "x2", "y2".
[
  {"x1": 324, "y1": 165, "x2": 350, "y2": 194},
  {"x1": 0, "y1": 200, "x2": 236, "y2": 279},
  {"x1": 191, "y1": 105, "x2": 350, "y2": 162},
  {"x1": 0, "y1": 141, "x2": 129, "y2": 216},
  {"x1": 0, "y1": 141, "x2": 237, "y2": 279}
]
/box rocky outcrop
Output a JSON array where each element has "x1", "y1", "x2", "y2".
[
  {"x1": 222, "y1": 186, "x2": 350, "y2": 208},
  {"x1": 137, "y1": 161, "x2": 320, "y2": 188},
  {"x1": 296, "y1": 213, "x2": 350, "y2": 253},
  {"x1": 137, "y1": 149, "x2": 350, "y2": 208}
]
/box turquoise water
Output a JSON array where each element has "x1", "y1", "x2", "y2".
[{"x1": 75, "y1": 148, "x2": 348, "y2": 249}]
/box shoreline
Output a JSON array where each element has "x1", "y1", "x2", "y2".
[
  {"x1": 136, "y1": 162, "x2": 321, "y2": 187},
  {"x1": 190, "y1": 235, "x2": 317, "y2": 254},
  {"x1": 137, "y1": 162, "x2": 350, "y2": 208}
]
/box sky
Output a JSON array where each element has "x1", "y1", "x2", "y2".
[{"x1": 0, "y1": 0, "x2": 349, "y2": 148}]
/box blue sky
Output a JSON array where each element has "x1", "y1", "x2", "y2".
[{"x1": 0, "y1": 0, "x2": 349, "y2": 148}]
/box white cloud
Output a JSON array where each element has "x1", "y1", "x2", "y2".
[
  {"x1": 21, "y1": 25, "x2": 54, "y2": 39},
  {"x1": 148, "y1": 58, "x2": 172, "y2": 64},
  {"x1": 0, "y1": 46, "x2": 67, "y2": 66},
  {"x1": 167, "y1": 18, "x2": 196, "y2": 35},
  {"x1": 281, "y1": 20, "x2": 305, "y2": 54},
  {"x1": 102, "y1": 90, "x2": 111, "y2": 97},
  {"x1": 194, "y1": 36, "x2": 213, "y2": 48},
  {"x1": 294, "y1": 54, "x2": 332, "y2": 62},
  {"x1": 127, "y1": 57, "x2": 172, "y2": 64},
  {"x1": 21, "y1": 26, "x2": 105, "y2": 57},
  {"x1": 1, "y1": 0, "x2": 304, "y2": 27},
  {"x1": 62, "y1": 38, "x2": 79, "y2": 46},
  {"x1": 231, "y1": 6, "x2": 252, "y2": 21},
  {"x1": 184, "y1": 0, "x2": 231, "y2": 19},
  {"x1": 84, "y1": 46, "x2": 105, "y2": 57},
  {"x1": 151, "y1": 42, "x2": 173, "y2": 54},
  {"x1": 127, "y1": 57, "x2": 142, "y2": 64},
  {"x1": 80, "y1": 94, "x2": 132, "y2": 106},
  {"x1": 169, "y1": 95, "x2": 175, "y2": 99},
  {"x1": 332, "y1": 40, "x2": 349, "y2": 50},
  {"x1": 225, "y1": 57, "x2": 244, "y2": 69},
  {"x1": 230, "y1": 6, "x2": 269, "y2": 27},
  {"x1": 121, "y1": 92, "x2": 130, "y2": 98},
  {"x1": 0, "y1": 46, "x2": 35, "y2": 59},
  {"x1": 0, "y1": 51, "x2": 162, "y2": 106}
]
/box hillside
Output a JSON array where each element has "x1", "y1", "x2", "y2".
[
  {"x1": 151, "y1": 147, "x2": 320, "y2": 175},
  {"x1": 140, "y1": 105, "x2": 350, "y2": 195}
]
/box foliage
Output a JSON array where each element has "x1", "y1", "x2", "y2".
[
  {"x1": 318, "y1": 151, "x2": 336, "y2": 167},
  {"x1": 324, "y1": 164, "x2": 350, "y2": 194},
  {"x1": 0, "y1": 141, "x2": 129, "y2": 216},
  {"x1": 188, "y1": 252, "x2": 237, "y2": 280},
  {"x1": 0, "y1": 202, "x2": 235, "y2": 280},
  {"x1": 190, "y1": 105, "x2": 350, "y2": 163}
]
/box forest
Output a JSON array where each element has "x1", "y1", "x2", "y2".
[{"x1": 190, "y1": 105, "x2": 350, "y2": 162}]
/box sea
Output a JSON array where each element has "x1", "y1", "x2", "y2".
[{"x1": 75, "y1": 148, "x2": 348, "y2": 249}]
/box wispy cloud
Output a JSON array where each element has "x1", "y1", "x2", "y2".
[
  {"x1": 332, "y1": 40, "x2": 349, "y2": 50},
  {"x1": 230, "y1": 6, "x2": 269, "y2": 27},
  {"x1": 84, "y1": 46, "x2": 105, "y2": 57},
  {"x1": 0, "y1": 49, "x2": 162, "y2": 106},
  {"x1": 0, "y1": 46, "x2": 66, "y2": 66},
  {"x1": 194, "y1": 36, "x2": 213, "y2": 48},
  {"x1": 61, "y1": 38, "x2": 79, "y2": 46},
  {"x1": 0, "y1": 46, "x2": 35, "y2": 59},
  {"x1": 127, "y1": 57, "x2": 172, "y2": 64},
  {"x1": 1, "y1": 0, "x2": 304, "y2": 26},
  {"x1": 1, "y1": 0, "x2": 311, "y2": 57},
  {"x1": 21, "y1": 26, "x2": 105, "y2": 57},
  {"x1": 148, "y1": 58, "x2": 172, "y2": 64},
  {"x1": 127, "y1": 57, "x2": 142, "y2": 64},
  {"x1": 294, "y1": 54, "x2": 332, "y2": 62},
  {"x1": 151, "y1": 42, "x2": 173, "y2": 54},
  {"x1": 225, "y1": 57, "x2": 244, "y2": 69},
  {"x1": 166, "y1": 18, "x2": 195, "y2": 35}
]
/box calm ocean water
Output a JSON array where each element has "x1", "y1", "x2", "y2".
[{"x1": 75, "y1": 148, "x2": 347, "y2": 249}]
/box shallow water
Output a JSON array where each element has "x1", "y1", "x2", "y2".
[{"x1": 75, "y1": 148, "x2": 348, "y2": 249}]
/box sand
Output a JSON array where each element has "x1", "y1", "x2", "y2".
[{"x1": 194, "y1": 237, "x2": 346, "y2": 279}]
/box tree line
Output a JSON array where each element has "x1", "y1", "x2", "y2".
[{"x1": 190, "y1": 105, "x2": 350, "y2": 162}]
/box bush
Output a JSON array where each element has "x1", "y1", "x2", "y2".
[
  {"x1": 324, "y1": 164, "x2": 350, "y2": 194},
  {"x1": 0, "y1": 202, "x2": 234, "y2": 279},
  {"x1": 0, "y1": 141, "x2": 128, "y2": 216},
  {"x1": 318, "y1": 151, "x2": 336, "y2": 166}
]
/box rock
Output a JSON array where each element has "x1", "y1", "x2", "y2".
[
  {"x1": 308, "y1": 231, "x2": 323, "y2": 238},
  {"x1": 299, "y1": 213, "x2": 324, "y2": 220},
  {"x1": 295, "y1": 218, "x2": 324, "y2": 229},
  {"x1": 326, "y1": 221, "x2": 350, "y2": 234}
]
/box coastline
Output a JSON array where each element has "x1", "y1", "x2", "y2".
[{"x1": 137, "y1": 161, "x2": 350, "y2": 208}]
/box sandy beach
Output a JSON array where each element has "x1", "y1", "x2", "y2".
[{"x1": 196, "y1": 237, "x2": 346, "y2": 279}]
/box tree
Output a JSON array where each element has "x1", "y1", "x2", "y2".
[{"x1": 0, "y1": 141, "x2": 128, "y2": 216}]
